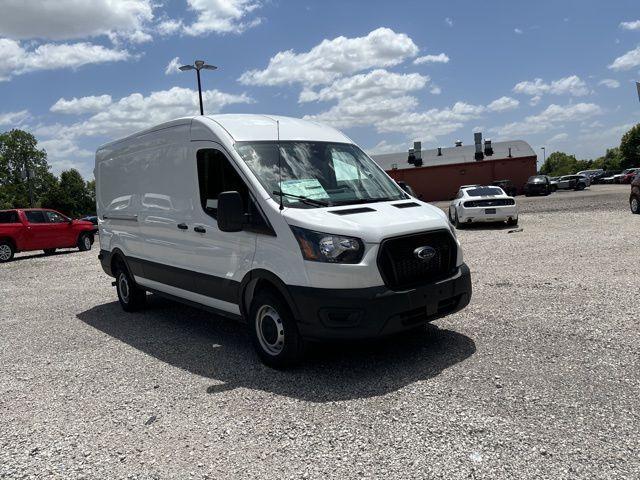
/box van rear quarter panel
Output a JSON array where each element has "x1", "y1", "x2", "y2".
[{"x1": 96, "y1": 124, "x2": 194, "y2": 260}]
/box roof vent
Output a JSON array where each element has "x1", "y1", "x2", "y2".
[
  {"x1": 437, "y1": 147, "x2": 442, "y2": 156},
  {"x1": 407, "y1": 143, "x2": 423, "y2": 167},
  {"x1": 455, "y1": 140, "x2": 463, "y2": 147},
  {"x1": 484, "y1": 139, "x2": 494, "y2": 156},
  {"x1": 508, "y1": 147, "x2": 512, "y2": 158},
  {"x1": 474, "y1": 132, "x2": 484, "y2": 161}
]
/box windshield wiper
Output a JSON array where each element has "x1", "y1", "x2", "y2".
[{"x1": 272, "y1": 191, "x2": 330, "y2": 207}]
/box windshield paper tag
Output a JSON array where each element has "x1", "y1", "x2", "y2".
[{"x1": 281, "y1": 179, "x2": 329, "y2": 200}]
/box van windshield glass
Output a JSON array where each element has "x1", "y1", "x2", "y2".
[{"x1": 234, "y1": 141, "x2": 407, "y2": 208}]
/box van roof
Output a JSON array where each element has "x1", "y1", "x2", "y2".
[{"x1": 97, "y1": 114, "x2": 352, "y2": 151}]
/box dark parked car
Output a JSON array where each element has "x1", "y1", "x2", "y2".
[
  {"x1": 523, "y1": 175, "x2": 552, "y2": 196},
  {"x1": 491, "y1": 179, "x2": 518, "y2": 197},
  {"x1": 630, "y1": 173, "x2": 640, "y2": 214},
  {"x1": 620, "y1": 168, "x2": 639, "y2": 184}
]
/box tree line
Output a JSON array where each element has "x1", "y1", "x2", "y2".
[
  {"x1": 0, "y1": 129, "x2": 95, "y2": 218},
  {"x1": 539, "y1": 123, "x2": 640, "y2": 177}
]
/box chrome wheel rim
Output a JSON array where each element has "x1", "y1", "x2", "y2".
[
  {"x1": 118, "y1": 273, "x2": 130, "y2": 303},
  {"x1": 256, "y1": 305, "x2": 284, "y2": 356},
  {"x1": 0, "y1": 244, "x2": 11, "y2": 261},
  {"x1": 632, "y1": 197, "x2": 639, "y2": 213},
  {"x1": 83, "y1": 236, "x2": 91, "y2": 250}
]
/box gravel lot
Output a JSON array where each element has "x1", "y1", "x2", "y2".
[{"x1": 1, "y1": 184, "x2": 638, "y2": 479}]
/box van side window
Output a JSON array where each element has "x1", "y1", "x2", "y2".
[
  {"x1": 0, "y1": 211, "x2": 19, "y2": 223},
  {"x1": 24, "y1": 211, "x2": 47, "y2": 223},
  {"x1": 197, "y1": 149, "x2": 250, "y2": 218}
]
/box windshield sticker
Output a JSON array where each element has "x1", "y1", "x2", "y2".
[{"x1": 281, "y1": 179, "x2": 329, "y2": 200}]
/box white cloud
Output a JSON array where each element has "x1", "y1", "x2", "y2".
[
  {"x1": 366, "y1": 140, "x2": 408, "y2": 155},
  {"x1": 239, "y1": 27, "x2": 419, "y2": 87},
  {"x1": 608, "y1": 46, "x2": 640, "y2": 71},
  {"x1": 547, "y1": 133, "x2": 568, "y2": 144},
  {"x1": 493, "y1": 103, "x2": 603, "y2": 137},
  {"x1": 430, "y1": 85, "x2": 442, "y2": 95},
  {"x1": 487, "y1": 96, "x2": 519, "y2": 112},
  {"x1": 598, "y1": 78, "x2": 620, "y2": 89},
  {"x1": 38, "y1": 138, "x2": 95, "y2": 177},
  {"x1": 157, "y1": 19, "x2": 183, "y2": 36},
  {"x1": 298, "y1": 69, "x2": 428, "y2": 103},
  {"x1": 51, "y1": 87, "x2": 254, "y2": 139},
  {"x1": 445, "y1": 17, "x2": 453, "y2": 27},
  {"x1": 619, "y1": 20, "x2": 640, "y2": 31},
  {"x1": 182, "y1": 0, "x2": 262, "y2": 36},
  {"x1": 0, "y1": 38, "x2": 130, "y2": 81},
  {"x1": 413, "y1": 53, "x2": 449, "y2": 65},
  {"x1": 0, "y1": 0, "x2": 153, "y2": 41},
  {"x1": 529, "y1": 95, "x2": 542, "y2": 106},
  {"x1": 514, "y1": 28, "x2": 523, "y2": 34},
  {"x1": 50, "y1": 95, "x2": 113, "y2": 115},
  {"x1": 513, "y1": 75, "x2": 589, "y2": 97},
  {"x1": 165, "y1": 56, "x2": 182, "y2": 75},
  {"x1": 0, "y1": 110, "x2": 30, "y2": 126}
]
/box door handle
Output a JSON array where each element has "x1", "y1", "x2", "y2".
[
  {"x1": 177, "y1": 223, "x2": 188, "y2": 230},
  {"x1": 193, "y1": 226, "x2": 206, "y2": 234}
]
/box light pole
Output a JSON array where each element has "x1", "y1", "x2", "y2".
[
  {"x1": 541, "y1": 146, "x2": 546, "y2": 163},
  {"x1": 179, "y1": 60, "x2": 217, "y2": 115}
]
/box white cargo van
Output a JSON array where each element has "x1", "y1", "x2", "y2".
[{"x1": 96, "y1": 114, "x2": 471, "y2": 367}]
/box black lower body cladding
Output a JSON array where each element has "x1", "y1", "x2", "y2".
[
  {"x1": 99, "y1": 249, "x2": 471, "y2": 341},
  {"x1": 290, "y1": 264, "x2": 471, "y2": 340}
]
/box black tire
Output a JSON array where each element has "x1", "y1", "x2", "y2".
[
  {"x1": 248, "y1": 290, "x2": 304, "y2": 368},
  {"x1": 631, "y1": 195, "x2": 640, "y2": 214},
  {"x1": 507, "y1": 217, "x2": 518, "y2": 227},
  {"x1": 77, "y1": 233, "x2": 93, "y2": 251},
  {"x1": 0, "y1": 240, "x2": 14, "y2": 263},
  {"x1": 114, "y1": 262, "x2": 146, "y2": 312},
  {"x1": 43, "y1": 248, "x2": 56, "y2": 255},
  {"x1": 453, "y1": 210, "x2": 463, "y2": 229}
]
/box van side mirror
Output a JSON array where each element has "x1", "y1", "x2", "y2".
[{"x1": 217, "y1": 191, "x2": 244, "y2": 232}]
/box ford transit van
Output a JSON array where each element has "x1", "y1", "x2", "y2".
[{"x1": 95, "y1": 115, "x2": 471, "y2": 367}]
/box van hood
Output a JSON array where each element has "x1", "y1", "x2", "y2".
[{"x1": 281, "y1": 200, "x2": 451, "y2": 243}]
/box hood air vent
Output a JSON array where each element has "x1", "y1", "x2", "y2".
[
  {"x1": 330, "y1": 207, "x2": 376, "y2": 215},
  {"x1": 392, "y1": 202, "x2": 420, "y2": 209}
]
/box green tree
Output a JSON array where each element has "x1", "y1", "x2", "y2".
[
  {"x1": 539, "y1": 151, "x2": 582, "y2": 176},
  {"x1": 591, "y1": 147, "x2": 622, "y2": 171},
  {"x1": 0, "y1": 129, "x2": 49, "y2": 208},
  {"x1": 619, "y1": 124, "x2": 640, "y2": 170}
]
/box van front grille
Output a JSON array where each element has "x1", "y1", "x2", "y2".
[{"x1": 377, "y1": 230, "x2": 457, "y2": 291}]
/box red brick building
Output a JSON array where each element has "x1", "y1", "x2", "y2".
[{"x1": 372, "y1": 138, "x2": 537, "y2": 202}]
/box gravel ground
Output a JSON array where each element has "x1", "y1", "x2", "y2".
[{"x1": 1, "y1": 184, "x2": 638, "y2": 479}]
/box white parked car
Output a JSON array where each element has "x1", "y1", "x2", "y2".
[
  {"x1": 95, "y1": 114, "x2": 471, "y2": 367},
  {"x1": 449, "y1": 185, "x2": 518, "y2": 228}
]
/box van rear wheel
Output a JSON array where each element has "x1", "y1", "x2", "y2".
[
  {"x1": 249, "y1": 290, "x2": 304, "y2": 368},
  {"x1": 114, "y1": 263, "x2": 146, "y2": 312}
]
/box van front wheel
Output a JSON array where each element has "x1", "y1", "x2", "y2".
[{"x1": 249, "y1": 290, "x2": 304, "y2": 369}]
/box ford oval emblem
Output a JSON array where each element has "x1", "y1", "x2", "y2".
[{"x1": 414, "y1": 246, "x2": 436, "y2": 261}]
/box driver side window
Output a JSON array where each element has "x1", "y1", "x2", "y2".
[{"x1": 45, "y1": 211, "x2": 67, "y2": 223}]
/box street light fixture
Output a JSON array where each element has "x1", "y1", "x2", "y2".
[{"x1": 179, "y1": 60, "x2": 217, "y2": 115}]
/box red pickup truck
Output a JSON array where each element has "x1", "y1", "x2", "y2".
[{"x1": 0, "y1": 208, "x2": 96, "y2": 262}]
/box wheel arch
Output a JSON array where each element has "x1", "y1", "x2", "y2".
[
  {"x1": 238, "y1": 269, "x2": 302, "y2": 322},
  {"x1": 0, "y1": 236, "x2": 17, "y2": 252}
]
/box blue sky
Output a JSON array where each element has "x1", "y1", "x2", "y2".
[{"x1": 1, "y1": 0, "x2": 640, "y2": 178}]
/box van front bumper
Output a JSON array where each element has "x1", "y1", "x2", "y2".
[{"x1": 290, "y1": 264, "x2": 471, "y2": 340}]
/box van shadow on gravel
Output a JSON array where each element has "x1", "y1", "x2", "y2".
[{"x1": 77, "y1": 295, "x2": 475, "y2": 402}]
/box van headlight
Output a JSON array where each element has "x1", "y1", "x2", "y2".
[{"x1": 290, "y1": 226, "x2": 364, "y2": 263}]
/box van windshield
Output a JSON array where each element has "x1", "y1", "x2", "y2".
[{"x1": 234, "y1": 141, "x2": 407, "y2": 208}]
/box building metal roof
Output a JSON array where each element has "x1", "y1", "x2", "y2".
[{"x1": 371, "y1": 140, "x2": 536, "y2": 171}]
